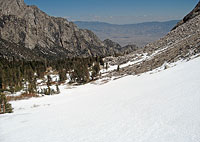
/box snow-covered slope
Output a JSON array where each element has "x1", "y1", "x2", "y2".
[{"x1": 1, "y1": 57, "x2": 200, "y2": 142}]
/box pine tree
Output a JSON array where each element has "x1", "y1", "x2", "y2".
[
  {"x1": 99, "y1": 57, "x2": 104, "y2": 67},
  {"x1": 117, "y1": 65, "x2": 120, "y2": 72},
  {"x1": 47, "y1": 75, "x2": 52, "y2": 87},
  {"x1": 58, "y1": 69, "x2": 67, "y2": 83},
  {"x1": 0, "y1": 71, "x2": 3, "y2": 90},
  {"x1": 0, "y1": 93, "x2": 13, "y2": 114},
  {"x1": 91, "y1": 62, "x2": 100, "y2": 80},
  {"x1": 45, "y1": 75, "x2": 52, "y2": 95},
  {"x1": 56, "y1": 84, "x2": 60, "y2": 94},
  {"x1": 105, "y1": 62, "x2": 108, "y2": 70}
]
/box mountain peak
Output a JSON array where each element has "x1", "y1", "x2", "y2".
[{"x1": 0, "y1": 0, "x2": 134, "y2": 60}]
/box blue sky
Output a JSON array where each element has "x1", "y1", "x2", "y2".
[{"x1": 24, "y1": 0, "x2": 199, "y2": 24}]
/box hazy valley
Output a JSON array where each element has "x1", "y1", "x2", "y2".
[{"x1": 75, "y1": 20, "x2": 179, "y2": 47}]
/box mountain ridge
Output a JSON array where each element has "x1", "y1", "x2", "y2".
[
  {"x1": 75, "y1": 20, "x2": 179, "y2": 46},
  {"x1": 75, "y1": 20, "x2": 179, "y2": 26},
  {"x1": 172, "y1": 1, "x2": 200, "y2": 30}
]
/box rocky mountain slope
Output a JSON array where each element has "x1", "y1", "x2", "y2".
[
  {"x1": 172, "y1": 1, "x2": 200, "y2": 30},
  {"x1": 75, "y1": 20, "x2": 179, "y2": 46},
  {"x1": 101, "y1": 1, "x2": 200, "y2": 79},
  {"x1": 0, "y1": 0, "x2": 135, "y2": 60},
  {"x1": 0, "y1": 37, "x2": 42, "y2": 60}
]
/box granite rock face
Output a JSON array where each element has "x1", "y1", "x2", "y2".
[{"x1": 0, "y1": 0, "x2": 134, "y2": 60}]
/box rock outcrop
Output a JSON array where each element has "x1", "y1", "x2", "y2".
[
  {"x1": 172, "y1": 1, "x2": 200, "y2": 30},
  {"x1": 103, "y1": 39, "x2": 139, "y2": 55},
  {"x1": 0, "y1": 0, "x2": 136, "y2": 60}
]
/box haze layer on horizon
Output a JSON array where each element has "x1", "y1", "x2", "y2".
[{"x1": 24, "y1": 0, "x2": 198, "y2": 24}]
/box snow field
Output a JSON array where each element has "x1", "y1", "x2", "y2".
[{"x1": 0, "y1": 57, "x2": 200, "y2": 142}]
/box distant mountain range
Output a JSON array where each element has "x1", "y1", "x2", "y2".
[{"x1": 75, "y1": 20, "x2": 179, "y2": 47}]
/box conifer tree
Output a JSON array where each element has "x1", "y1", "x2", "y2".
[
  {"x1": 56, "y1": 84, "x2": 60, "y2": 94},
  {"x1": 0, "y1": 93, "x2": 13, "y2": 114},
  {"x1": 105, "y1": 62, "x2": 108, "y2": 70},
  {"x1": 47, "y1": 75, "x2": 52, "y2": 87},
  {"x1": 91, "y1": 62, "x2": 100, "y2": 80},
  {"x1": 117, "y1": 65, "x2": 120, "y2": 72},
  {"x1": 0, "y1": 71, "x2": 3, "y2": 90},
  {"x1": 58, "y1": 69, "x2": 67, "y2": 83}
]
